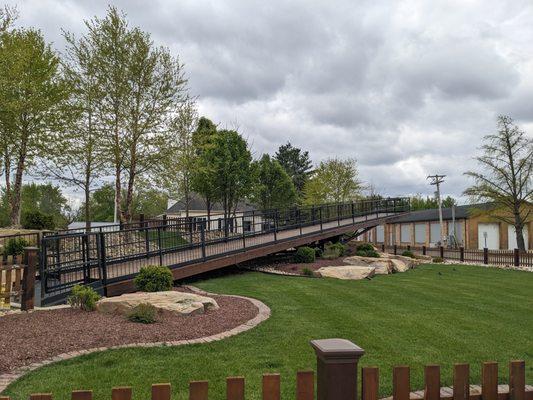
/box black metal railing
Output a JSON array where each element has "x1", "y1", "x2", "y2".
[{"x1": 39, "y1": 197, "x2": 410, "y2": 304}]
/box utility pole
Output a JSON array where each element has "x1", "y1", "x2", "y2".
[{"x1": 427, "y1": 174, "x2": 446, "y2": 245}]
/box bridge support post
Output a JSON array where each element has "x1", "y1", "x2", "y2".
[
  {"x1": 201, "y1": 225, "x2": 206, "y2": 260},
  {"x1": 242, "y1": 216, "x2": 246, "y2": 249},
  {"x1": 274, "y1": 211, "x2": 278, "y2": 242},
  {"x1": 320, "y1": 207, "x2": 323, "y2": 232}
]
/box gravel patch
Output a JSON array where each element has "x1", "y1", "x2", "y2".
[{"x1": 0, "y1": 288, "x2": 258, "y2": 374}]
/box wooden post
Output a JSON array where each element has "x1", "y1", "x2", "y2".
[
  {"x1": 439, "y1": 246, "x2": 444, "y2": 259},
  {"x1": 424, "y1": 365, "x2": 440, "y2": 400},
  {"x1": 483, "y1": 248, "x2": 489, "y2": 264},
  {"x1": 22, "y1": 247, "x2": 38, "y2": 311},
  {"x1": 460, "y1": 247, "x2": 465, "y2": 262},
  {"x1": 422, "y1": 245, "x2": 426, "y2": 256},
  {"x1": 189, "y1": 381, "x2": 208, "y2": 400},
  {"x1": 361, "y1": 367, "x2": 379, "y2": 400},
  {"x1": 453, "y1": 364, "x2": 470, "y2": 400},
  {"x1": 482, "y1": 362, "x2": 498, "y2": 400},
  {"x1": 151, "y1": 383, "x2": 171, "y2": 400},
  {"x1": 394, "y1": 245, "x2": 397, "y2": 255},
  {"x1": 509, "y1": 361, "x2": 525, "y2": 400},
  {"x1": 311, "y1": 338, "x2": 365, "y2": 400},
  {"x1": 513, "y1": 249, "x2": 519, "y2": 267},
  {"x1": 296, "y1": 371, "x2": 314, "y2": 400},
  {"x1": 392, "y1": 366, "x2": 410, "y2": 400},
  {"x1": 226, "y1": 377, "x2": 245, "y2": 400}
]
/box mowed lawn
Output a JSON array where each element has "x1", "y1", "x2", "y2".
[{"x1": 4, "y1": 264, "x2": 533, "y2": 400}]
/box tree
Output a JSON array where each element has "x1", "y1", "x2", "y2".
[
  {"x1": 191, "y1": 116, "x2": 219, "y2": 221},
  {"x1": 410, "y1": 194, "x2": 456, "y2": 211},
  {"x1": 274, "y1": 142, "x2": 312, "y2": 197},
  {"x1": 41, "y1": 28, "x2": 107, "y2": 231},
  {"x1": 83, "y1": 183, "x2": 115, "y2": 222},
  {"x1": 209, "y1": 130, "x2": 253, "y2": 232},
  {"x1": 303, "y1": 158, "x2": 362, "y2": 205},
  {"x1": 80, "y1": 7, "x2": 188, "y2": 223},
  {"x1": 251, "y1": 154, "x2": 297, "y2": 210},
  {"x1": 0, "y1": 27, "x2": 69, "y2": 226},
  {"x1": 464, "y1": 115, "x2": 532, "y2": 251},
  {"x1": 160, "y1": 99, "x2": 198, "y2": 217}
]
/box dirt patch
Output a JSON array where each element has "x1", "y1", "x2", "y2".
[{"x1": 0, "y1": 288, "x2": 258, "y2": 374}]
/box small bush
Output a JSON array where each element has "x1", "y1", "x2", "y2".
[
  {"x1": 321, "y1": 242, "x2": 348, "y2": 259},
  {"x1": 3, "y1": 237, "x2": 28, "y2": 256},
  {"x1": 302, "y1": 267, "x2": 314, "y2": 277},
  {"x1": 134, "y1": 265, "x2": 174, "y2": 292},
  {"x1": 313, "y1": 247, "x2": 323, "y2": 258},
  {"x1": 356, "y1": 243, "x2": 375, "y2": 252},
  {"x1": 21, "y1": 210, "x2": 55, "y2": 230},
  {"x1": 355, "y1": 249, "x2": 380, "y2": 258},
  {"x1": 402, "y1": 250, "x2": 415, "y2": 258},
  {"x1": 68, "y1": 285, "x2": 101, "y2": 311},
  {"x1": 294, "y1": 246, "x2": 316, "y2": 263},
  {"x1": 433, "y1": 256, "x2": 444, "y2": 263},
  {"x1": 127, "y1": 303, "x2": 157, "y2": 324}
]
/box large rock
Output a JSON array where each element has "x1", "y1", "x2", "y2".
[
  {"x1": 316, "y1": 265, "x2": 376, "y2": 280},
  {"x1": 390, "y1": 259, "x2": 410, "y2": 273},
  {"x1": 344, "y1": 256, "x2": 392, "y2": 274},
  {"x1": 96, "y1": 291, "x2": 219, "y2": 316}
]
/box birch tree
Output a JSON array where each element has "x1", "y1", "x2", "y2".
[{"x1": 464, "y1": 115, "x2": 532, "y2": 251}]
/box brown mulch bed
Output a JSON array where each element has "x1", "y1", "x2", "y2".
[{"x1": 0, "y1": 288, "x2": 258, "y2": 374}]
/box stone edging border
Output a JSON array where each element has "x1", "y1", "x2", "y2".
[{"x1": 0, "y1": 287, "x2": 271, "y2": 394}]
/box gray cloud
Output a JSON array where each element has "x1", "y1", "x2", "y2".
[{"x1": 6, "y1": 0, "x2": 533, "y2": 202}]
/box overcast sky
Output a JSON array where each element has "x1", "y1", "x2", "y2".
[{"x1": 6, "y1": 0, "x2": 533, "y2": 204}]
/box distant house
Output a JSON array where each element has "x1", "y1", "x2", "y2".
[
  {"x1": 363, "y1": 203, "x2": 532, "y2": 250},
  {"x1": 165, "y1": 193, "x2": 260, "y2": 233}
]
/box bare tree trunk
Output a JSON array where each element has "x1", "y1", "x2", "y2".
[
  {"x1": 514, "y1": 210, "x2": 526, "y2": 252},
  {"x1": 84, "y1": 182, "x2": 91, "y2": 232},
  {"x1": 9, "y1": 143, "x2": 27, "y2": 227}
]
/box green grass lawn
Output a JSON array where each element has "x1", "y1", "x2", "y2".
[{"x1": 4, "y1": 264, "x2": 533, "y2": 400}]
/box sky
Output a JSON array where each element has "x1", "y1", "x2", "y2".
[{"x1": 5, "y1": 0, "x2": 533, "y2": 205}]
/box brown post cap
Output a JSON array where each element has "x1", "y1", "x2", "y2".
[{"x1": 311, "y1": 339, "x2": 365, "y2": 363}]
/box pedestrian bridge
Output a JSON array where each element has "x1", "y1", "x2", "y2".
[{"x1": 39, "y1": 198, "x2": 410, "y2": 304}]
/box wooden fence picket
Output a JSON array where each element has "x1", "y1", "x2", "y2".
[
  {"x1": 30, "y1": 394, "x2": 53, "y2": 400},
  {"x1": 226, "y1": 377, "x2": 245, "y2": 400},
  {"x1": 453, "y1": 364, "x2": 470, "y2": 400},
  {"x1": 509, "y1": 361, "x2": 526, "y2": 400},
  {"x1": 262, "y1": 373, "x2": 280, "y2": 400},
  {"x1": 362, "y1": 367, "x2": 379, "y2": 400},
  {"x1": 424, "y1": 365, "x2": 440, "y2": 400},
  {"x1": 71, "y1": 390, "x2": 93, "y2": 400},
  {"x1": 111, "y1": 387, "x2": 132, "y2": 400},
  {"x1": 482, "y1": 362, "x2": 499, "y2": 400},
  {"x1": 393, "y1": 366, "x2": 410, "y2": 400},
  {"x1": 151, "y1": 383, "x2": 171, "y2": 400},
  {"x1": 296, "y1": 370, "x2": 314, "y2": 400},
  {"x1": 189, "y1": 381, "x2": 208, "y2": 400}
]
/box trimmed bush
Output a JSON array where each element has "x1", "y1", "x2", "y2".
[
  {"x1": 313, "y1": 247, "x2": 323, "y2": 258},
  {"x1": 356, "y1": 243, "x2": 374, "y2": 252},
  {"x1": 355, "y1": 249, "x2": 380, "y2": 258},
  {"x1": 294, "y1": 246, "x2": 316, "y2": 263},
  {"x1": 21, "y1": 210, "x2": 55, "y2": 230},
  {"x1": 322, "y1": 242, "x2": 348, "y2": 260},
  {"x1": 302, "y1": 267, "x2": 314, "y2": 277},
  {"x1": 134, "y1": 265, "x2": 173, "y2": 292},
  {"x1": 67, "y1": 285, "x2": 101, "y2": 311},
  {"x1": 3, "y1": 237, "x2": 28, "y2": 256},
  {"x1": 433, "y1": 256, "x2": 444, "y2": 263},
  {"x1": 402, "y1": 250, "x2": 415, "y2": 258},
  {"x1": 127, "y1": 303, "x2": 157, "y2": 324}
]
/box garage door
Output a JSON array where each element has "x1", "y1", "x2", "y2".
[
  {"x1": 478, "y1": 223, "x2": 500, "y2": 250},
  {"x1": 508, "y1": 225, "x2": 529, "y2": 250}
]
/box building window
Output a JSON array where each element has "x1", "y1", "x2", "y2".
[
  {"x1": 414, "y1": 223, "x2": 426, "y2": 244},
  {"x1": 243, "y1": 220, "x2": 252, "y2": 233},
  {"x1": 400, "y1": 224, "x2": 411, "y2": 243}
]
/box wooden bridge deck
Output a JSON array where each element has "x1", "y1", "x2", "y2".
[{"x1": 104, "y1": 212, "x2": 399, "y2": 295}]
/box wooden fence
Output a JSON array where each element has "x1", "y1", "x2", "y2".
[
  {"x1": 382, "y1": 245, "x2": 533, "y2": 268},
  {"x1": 0, "y1": 247, "x2": 38, "y2": 310},
  {"x1": 1, "y1": 339, "x2": 530, "y2": 400}
]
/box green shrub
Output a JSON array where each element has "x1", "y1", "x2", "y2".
[
  {"x1": 321, "y1": 242, "x2": 348, "y2": 260},
  {"x1": 356, "y1": 243, "x2": 375, "y2": 252},
  {"x1": 3, "y1": 237, "x2": 28, "y2": 256},
  {"x1": 433, "y1": 256, "x2": 444, "y2": 263},
  {"x1": 67, "y1": 285, "x2": 101, "y2": 311},
  {"x1": 21, "y1": 210, "x2": 55, "y2": 230},
  {"x1": 134, "y1": 265, "x2": 173, "y2": 292},
  {"x1": 127, "y1": 303, "x2": 157, "y2": 324},
  {"x1": 313, "y1": 247, "x2": 323, "y2": 258},
  {"x1": 294, "y1": 246, "x2": 316, "y2": 263},
  {"x1": 402, "y1": 250, "x2": 415, "y2": 258},
  {"x1": 302, "y1": 267, "x2": 314, "y2": 277},
  {"x1": 355, "y1": 249, "x2": 380, "y2": 258}
]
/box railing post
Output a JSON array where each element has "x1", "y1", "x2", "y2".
[
  {"x1": 311, "y1": 338, "x2": 364, "y2": 400},
  {"x1": 394, "y1": 244, "x2": 397, "y2": 255},
  {"x1": 320, "y1": 207, "x2": 323, "y2": 232},
  {"x1": 460, "y1": 246, "x2": 465, "y2": 262},
  {"x1": 22, "y1": 247, "x2": 38, "y2": 311},
  {"x1": 513, "y1": 248, "x2": 519, "y2": 267},
  {"x1": 162, "y1": 214, "x2": 168, "y2": 232},
  {"x1": 242, "y1": 216, "x2": 246, "y2": 249},
  {"x1": 422, "y1": 245, "x2": 427, "y2": 256},
  {"x1": 274, "y1": 211, "x2": 278, "y2": 242},
  {"x1": 440, "y1": 246, "x2": 444, "y2": 259},
  {"x1": 483, "y1": 247, "x2": 488, "y2": 264},
  {"x1": 157, "y1": 226, "x2": 163, "y2": 266},
  {"x1": 299, "y1": 210, "x2": 303, "y2": 235},
  {"x1": 351, "y1": 201, "x2": 355, "y2": 223},
  {"x1": 200, "y1": 224, "x2": 206, "y2": 260},
  {"x1": 98, "y1": 233, "x2": 108, "y2": 297},
  {"x1": 337, "y1": 204, "x2": 341, "y2": 226}
]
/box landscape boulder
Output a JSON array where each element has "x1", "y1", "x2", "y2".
[
  {"x1": 316, "y1": 265, "x2": 376, "y2": 280},
  {"x1": 344, "y1": 256, "x2": 392, "y2": 274},
  {"x1": 96, "y1": 291, "x2": 219, "y2": 316}
]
